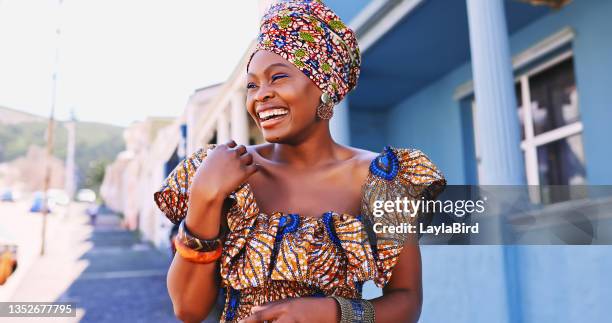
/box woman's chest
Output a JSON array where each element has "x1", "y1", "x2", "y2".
[{"x1": 246, "y1": 162, "x2": 368, "y2": 218}]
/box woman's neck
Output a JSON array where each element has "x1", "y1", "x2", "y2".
[{"x1": 269, "y1": 125, "x2": 341, "y2": 169}]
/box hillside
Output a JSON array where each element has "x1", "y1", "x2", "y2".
[
  {"x1": 0, "y1": 106, "x2": 45, "y2": 124},
  {"x1": 0, "y1": 106, "x2": 125, "y2": 192}
]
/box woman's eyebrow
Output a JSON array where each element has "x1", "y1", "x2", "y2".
[{"x1": 247, "y1": 63, "x2": 290, "y2": 76}]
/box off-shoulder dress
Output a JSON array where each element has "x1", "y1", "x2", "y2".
[{"x1": 154, "y1": 145, "x2": 446, "y2": 322}]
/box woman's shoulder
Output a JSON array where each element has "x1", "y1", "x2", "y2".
[
  {"x1": 345, "y1": 145, "x2": 441, "y2": 174},
  {"x1": 359, "y1": 145, "x2": 447, "y2": 197}
]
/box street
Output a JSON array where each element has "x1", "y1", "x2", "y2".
[{"x1": 0, "y1": 201, "x2": 178, "y2": 323}]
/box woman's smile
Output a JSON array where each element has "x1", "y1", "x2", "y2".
[{"x1": 257, "y1": 107, "x2": 290, "y2": 129}]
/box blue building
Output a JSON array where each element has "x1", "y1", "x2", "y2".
[{"x1": 324, "y1": 0, "x2": 612, "y2": 322}]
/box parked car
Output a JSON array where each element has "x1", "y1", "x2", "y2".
[
  {"x1": 48, "y1": 189, "x2": 70, "y2": 206},
  {"x1": 76, "y1": 189, "x2": 96, "y2": 203},
  {"x1": 1, "y1": 188, "x2": 14, "y2": 202},
  {"x1": 0, "y1": 230, "x2": 18, "y2": 285},
  {"x1": 30, "y1": 192, "x2": 54, "y2": 213}
]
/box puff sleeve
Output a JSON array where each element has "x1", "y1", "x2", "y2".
[
  {"x1": 153, "y1": 144, "x2": 215, "y2": 224},
  {"x1": 361, "y1": 146, "x2": 446, "y2": 286}
]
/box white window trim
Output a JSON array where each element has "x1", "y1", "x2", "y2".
[
  {"x1": 520, "y1": 122, "x2": 583, "y2": 150},
  {"x1": 517, "y1": 51, "x2": 582, "y2": 187}
]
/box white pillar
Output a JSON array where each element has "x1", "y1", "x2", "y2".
[
  {"x1": 466, "y1": 0, "x2": 525, "y2": 185},
  {"x1": 330, "y1": 99, "x2": 350, "y2": 145},
  {"x1": 216, "y1": 108, "x2": 230, "y2": 144},
  {"x1": 230, "y1": 92, "x2": 250, "y2": 145},
  {"x1": 466, "y1": 3, "x2": 523, "y2": 323}
]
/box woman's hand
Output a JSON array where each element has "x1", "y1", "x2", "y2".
[
  {"x1": 185, "y1": 139, "x2": 258, "y2": 239},
  {"x1": 191, "y1": 139, "x2": 259, "y2": 201},
  {"x1": 240, "y1": 297, "x2": 339, "y2": 323}
]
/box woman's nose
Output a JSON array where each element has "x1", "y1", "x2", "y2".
[{"x1": 254, "y1": 84, "x2": 273, "y2": 102}]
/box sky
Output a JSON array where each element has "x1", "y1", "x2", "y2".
[{"x1": 0, "y1": 0, "x2": 260, "y2": 127}]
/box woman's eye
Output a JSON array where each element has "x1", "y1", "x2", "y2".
[
  {"x1": 271, "y1": 74, "x2": 288, "y2": 82},
  {"x1": 246, "y1": 82, "x2": 257, "y2": 89}
]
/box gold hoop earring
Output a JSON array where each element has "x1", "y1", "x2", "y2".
[{"x1": 316, "y1": 92, "x2": 334, "y2": 120}]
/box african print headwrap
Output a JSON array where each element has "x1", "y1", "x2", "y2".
[{"x1": 247, "y1": 0, "x2": 361, "y2": 105}]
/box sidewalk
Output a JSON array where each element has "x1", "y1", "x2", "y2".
[{"x1": 4, "y1": 205, "x2": 177, "y2": 323}]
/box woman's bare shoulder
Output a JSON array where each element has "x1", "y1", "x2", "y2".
[
  {"x1": 344, "y1": 146, "x2": 379, "y2": 164},
  {"x1": 340, "y1": 146, "x2": 380, "y2": 180}
]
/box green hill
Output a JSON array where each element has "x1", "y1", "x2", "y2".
[{"x1": 0, "y1": 106, "x2": 125, "y2": 192}]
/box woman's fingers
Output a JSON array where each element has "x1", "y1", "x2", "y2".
[
  {"x1": 244, "y1": 163, "x2": 259, "y2": 177},
  {"x1": 234, "y1": 144, "x2": 247, "y2": 156},
  {"x1": 240, "y1": 303, "x2": 284, "y2": 323},
  {"x1": 225, "y1": 139, "x2": 237, "y2": 148},
  {"x1": 240, "y1": 152, "x2": 253, "y2": 165}
]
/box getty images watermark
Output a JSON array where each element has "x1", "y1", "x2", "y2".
[{"x1": 371, "y1": 196, "x2": 486, "y2": 235}]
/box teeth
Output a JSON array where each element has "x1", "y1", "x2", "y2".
[{"x1": 258, "y1": 108, "x2": 288, "y2": 120}]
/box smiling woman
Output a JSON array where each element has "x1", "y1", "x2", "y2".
[{"x1": 154, "y1": 1, "x2": 446, "y2": 322}]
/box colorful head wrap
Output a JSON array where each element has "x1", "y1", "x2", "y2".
[{"x1": 247, "y1": 0, "x2": 361, "y2": 105}]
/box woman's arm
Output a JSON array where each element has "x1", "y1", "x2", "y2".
[
  {"x1": 372, "y1": 243, "x2": 423, "y2": 323},
  {"x1": 165, "y1": 140, "x2": 258, "y2": 322},
  {"x1": 166, "y1": 193, "x2": 226, "y2": 323}
]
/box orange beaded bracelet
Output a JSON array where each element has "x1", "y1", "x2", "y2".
[{"x1": 174, "y1": 236, "x2": 222, "y2": 264}]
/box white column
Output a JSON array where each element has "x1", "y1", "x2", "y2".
[
  {"x1": 216, "y1": 107, "x2": 230, "y2": 144},
  {"x1": 466, "y1": 0, "x2": 525, "y2": 185},
  {"x1": 466, "y1": 3, "x2": 523, "y2": 323},
  {"x1": 230, "y1": 92, "x2": 250, "y2": 145},
  {"x1": 330, "y1": 99, "x2": 350, "y2": 145}
]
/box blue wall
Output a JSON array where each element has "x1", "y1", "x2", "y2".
[
  {"x1": 326, "y1": 0, "x2": 370, "y2": 25},
  {"x1": 352, "y1": 1, "x2": 612, "y2": 322},
  {"x1": 385, "y1": 63, "x2": 473, "y2": 185}
]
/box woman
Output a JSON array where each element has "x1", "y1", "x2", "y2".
[{"x1": 154, "y1": 1, "x2": 446, "y2": 322}]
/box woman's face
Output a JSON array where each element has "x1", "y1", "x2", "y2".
[{"x1": 246, "y1": 50, "x2": 323, "y2": 143}]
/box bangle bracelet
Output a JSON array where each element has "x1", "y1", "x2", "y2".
[
  {"x1": 177, "y1": 218, "x2": 222, "y2": 252},
  {"x1": 330, "y1": 295, "x2": 375, "y2": 323},
  {"x1": 174, "y1": 236, "x2": 222, "y2": 264}
]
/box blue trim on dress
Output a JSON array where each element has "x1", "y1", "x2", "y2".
[
  {"x1": 268, "y1": 213, "x2": 300, "y2": 277},
  {"x1": 370, "y1": 146, "x2": 400, "y2": 181},
  {"x1": 322, "y1": 212, "x2": 343, "y2": 248},
  {"x1": 225, "y1": 287, "x2": 241, "y2": 322}
]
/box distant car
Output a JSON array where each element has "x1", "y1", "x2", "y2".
[
  {"x1": 1, "y1": 189, "x2": 14, "y2": 202},
  {"x1": 30, "y1": 192, "x2": 54, "y2": 213},
  {"x1": 48, "y1": 189, "x2": 70, "y2": 206},
  {"x1": 0, "y1": 230, "x2": 18, "y2": 285},
  {"x1": 77, "y1": 189, "x2": 96, "y2": 203}
]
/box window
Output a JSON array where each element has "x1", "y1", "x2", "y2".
[{"x1": 473, "y1": 51, "x2": 587, "y2": 203}]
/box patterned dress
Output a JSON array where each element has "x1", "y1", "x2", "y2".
[{"x1": 154, "y1": 145, "x2": 446, "y2": 322}]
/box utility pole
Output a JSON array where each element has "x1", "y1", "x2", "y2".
[
  {"x1": 65, "y1": 110, "x2": 77, "y2": 201},
  {"x1": 41, "y1": 0, "x2": 63, "y2": 256}
]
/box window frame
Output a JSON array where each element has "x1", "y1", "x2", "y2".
[{"x1": 515, "y1": 49, "x2": 583, "y2": 186}]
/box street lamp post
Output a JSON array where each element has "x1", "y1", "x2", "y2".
[{"x1": 41, "y1": 0, "x2": 63, "y2": 256}]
